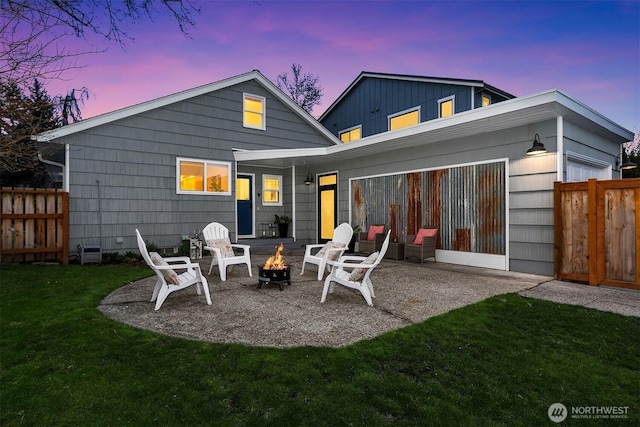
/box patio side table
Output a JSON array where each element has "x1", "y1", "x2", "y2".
[{"x1": 384, "y1": 241, "x2": 404, "y2": 260}]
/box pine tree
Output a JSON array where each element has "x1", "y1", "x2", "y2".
[{"x1": 0, "y1": 79, "x2": 57, "y2": 187}]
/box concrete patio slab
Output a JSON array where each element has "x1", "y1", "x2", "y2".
[{"x1": 98, "y1": 255, "x2": 639, "y2": 349}]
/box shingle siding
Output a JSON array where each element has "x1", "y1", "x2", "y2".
[{"x1": 61, "y1": 79, "x2": 334, "y2": 253}]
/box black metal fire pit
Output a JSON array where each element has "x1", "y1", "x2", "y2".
[{"x1": 257, "y1": 265, "x2": 291, "y2": 291}]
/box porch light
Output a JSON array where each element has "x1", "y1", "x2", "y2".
[
  {"x1": 526, "y1": 134, "x2": 546, "y2": 156},
  {"x1": 616, "y1": 153, "x2": 637, "y2": 170},
  {"x1": 304, "y1": 173, "x2": 314, "y2": 185}
]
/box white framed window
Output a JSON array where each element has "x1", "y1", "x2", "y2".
[
  {"x1": 176, "y1": 157, "x2": 232, "y2": 195},
  {"x1": 438, "y1": 95, "x2": 455, "y2": 118},
  {"x1": 339, "y1": 125, "x2": 362, "y2": 142},
  {"x1": 388, "y1": 107, "x2": 420, "y2": 131},
  {"x1": 262, "y1": 174, "x2": 282, "y2": 206},
  {"x1": 243, "y1": 93, "x2": 266, "y2": 130},
  {"x1": 482, "y1": 94, "x2": 492, "y2": 107}
]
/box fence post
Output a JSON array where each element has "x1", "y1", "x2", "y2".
[{"x1": 587, "y1": 178, "x2": 598, "y2": 286}]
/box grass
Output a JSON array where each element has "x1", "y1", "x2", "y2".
[{"x1": 1, "y1": 263, "x2": 638, "y2": 426}]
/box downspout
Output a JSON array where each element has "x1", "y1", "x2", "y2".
[
  {"x1": 557, "y1": 116, "x2": 564, "y2": 182},
  {"x1": 65, "y1": 144, "x2": 69, "y2": 192},
  {"x1": 291, "y1": 165, "x2": 296, "y2": 241},
  {"x1": 37, "y1": 148, "x2": 68, "y2": 192},
  {"x1": 96, "y1": 180, "x2": 103, "y2": 249}
]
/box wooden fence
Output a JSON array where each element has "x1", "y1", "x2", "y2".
[
  {"x1": 554, "y1": 178, "x2": 640, "y2": 290},
  {"x1": 1, "y1": 188, "x2": 69, "y2": 264}
]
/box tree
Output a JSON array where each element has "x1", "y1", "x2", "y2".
[
  {"x1": 55, "y1": 87, "x2": 90, "y2": 126},
  {"x1": 276, "y1": 64, "x2": 323, "y2": 114},
  {"x1": 622, "y1": 131, "x2": 639, "y2": 179},
  {"x1": 0, "y1": 78, "x2": 59, "y2": 186},
  {"x1": 1, "y1": 0, "x2": 200, "y2": 87},
  {"x1": 0, "y1": 78, "x2": 91, "y2": 186},
  {"x1": 1, "y1": 0, "x2": 199, "y2": 184}
]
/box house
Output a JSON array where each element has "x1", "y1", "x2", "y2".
[
  {"x1": 35, "y1": 70, "x2": 633, "y2": 276},
  {"x1": 34, "y1": 70, "x2": 339, "y2": 253}
]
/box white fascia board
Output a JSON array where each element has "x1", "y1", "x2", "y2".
[
  {"x1": 34, "y1": 71, "x2": 262, "y2": 141},
  {"x1": 233, "y1": 147, "x2": 330, "y2": 162},
  {"x1": 237, "y1": 90, "x2": 567, "y2": 162},
  {"x1": 34, "y1": 70, "x2": 341, "y2": 145},
  {"x1": 325, "y1": 90, "x2": 560, "y2": 152},
  {"x1": 552, "y1": 90, "x2": 633, "y2": 140},
  {"x1": 235, "y1": 89, "x2": 633, "y2": 164},
  {"x1": 328, "y1": 89, "x2": 633, "y2": 153}
]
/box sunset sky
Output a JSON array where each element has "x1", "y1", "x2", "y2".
[{"x1": 45, "y1": 0, "x2": 639, "y2": 133}]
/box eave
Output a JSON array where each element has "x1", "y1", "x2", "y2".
[
  {"x1": 234, "y1": 89, "x2": 633, "y2": 168},
  {"x1": 34, "y1": 70, "x2": 340, "y2": 145}
]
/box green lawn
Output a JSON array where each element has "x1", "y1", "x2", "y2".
[{"x1": 1, "y1": 263, "x2": 638, "y2": 426}]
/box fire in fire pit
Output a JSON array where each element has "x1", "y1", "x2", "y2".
[
  {"x1": 258, "y1": 243, "x2": 291, "y2": 291},
  {"x1": 263, "y1": 243, "x2": 287, "y2": 270}
]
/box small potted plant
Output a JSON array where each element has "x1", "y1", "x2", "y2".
[
  {"x1": 347, "y1": 225, "x2": 361, "y2": 253},
  {"x1": 274, "y1": 214, "x2": 292, "y2": 238}
]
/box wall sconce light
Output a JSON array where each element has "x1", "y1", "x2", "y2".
[
  {"x1": 526, "y1": 134, "x2": 547, "y2": 156},
  {"x1": 616, "y1": 153, "x2": 637, "y2": 170},
  {"x1": 304, "y1": 173, "x2": 314, "y2": 185}
]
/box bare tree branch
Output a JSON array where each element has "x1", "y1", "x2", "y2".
[
  {"x1": 276, "y1": 63, "x2": 323, "y2": 114},
  {"x1": 0, "y1": 0, "x2": 200, "y2": 86}
]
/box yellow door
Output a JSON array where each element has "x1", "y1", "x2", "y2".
[{"x1": 318, "y1": 173, "x2": 337, "y2": 242}]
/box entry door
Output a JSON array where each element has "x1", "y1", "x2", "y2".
[
  {"x1": 317, "y1": 173, "x2": 338, "y2": 242},
  {"x1": 236, "y1": 175, "x2": 253, "y2": 237}
]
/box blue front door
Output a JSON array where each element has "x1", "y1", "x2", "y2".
[{"x1": 237, "y1": 175, "x2": 253, "y2": 236}]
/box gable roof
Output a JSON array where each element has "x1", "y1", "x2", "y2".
[
  {"x1": 318, "y1": 71, "x2": 516, "y2": 122},
  {"x1": 35, "y1": 70, "x2": 340, "y2": 144}
]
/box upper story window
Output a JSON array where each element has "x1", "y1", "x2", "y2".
[
  {"x1": 438, "y1": 95, "x2": 455, "y2": 118},
  {"x1": 388, "y1": 107, "x2": 420, "y2": 131},
  {"x1": 482, "y1": 94, "x2": 492, "y2": 107},
  {"x1": 262, "y1": 174, "x2": 282, "y2": 206},
  {"x1": 243, "y1": 93, "x2": 265, "y2": 130},
  {"x1": 177, "y1": 157, "x2": 231, "y2": 195},
  {"x1": 339, "y1": 125, "x2": 362, "y2": 142}
]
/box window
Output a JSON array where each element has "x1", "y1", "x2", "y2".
[
  {"x1": 438, "y1": 96, "x2": 455, "y2": 118},
  {"x1": 262, "y1": 174, "x2": 282, "y2": 206},
  {"x1": 339, "y1": 126, "x2": 362, "y2": 142},
  {"x1": 243, "y1": 93, "x2": 265, "y2": 130},
  {"x1": 176, "y1": 157, "x2": 231, "y2": 195},
  {"x1": 388, "y1": 107, "x2": 420, "y2": 131},
  {"x1": 482, "y1": 94, "x2": 491, "y2": 107}
]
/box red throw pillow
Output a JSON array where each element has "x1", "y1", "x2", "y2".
[
  {"x1": 367, "y1": 225, "x2": 384, "y2": 241},
  {"x1": 413, "y1": 228, "x2": 437, "y2": 245}
]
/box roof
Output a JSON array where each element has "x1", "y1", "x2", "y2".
[
  {"x1": 235, "y1": 89, "x2": 634, "y2": 168},
  {"x1": 34, "y1": 70, "x2": 341, "y2": 144},
  {"x1": 318, "y1": 71, "x2": 516, "y2": 122}
]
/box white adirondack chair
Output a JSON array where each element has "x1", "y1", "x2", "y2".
[
  {"x1": 321, "y1": 230, "x2": 391, "y2": 306},
  {"x1": 202, "y1": 222, "x2": 252, "y2": 281},
  {"x1": 136, "y1": 229, "x2": 211, "y2": 310},
  {"x1": 300, "y1": 223, "x2": 353, "y2": 281}
]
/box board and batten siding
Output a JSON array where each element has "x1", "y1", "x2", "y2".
[
  {"x1": 322, "y1": 78, "x2": 474, "y2": 139},
  {"x1": 62, "y1": 80, "x2": 333, "y2": 253}
]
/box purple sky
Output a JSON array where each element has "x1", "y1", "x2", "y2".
[{"x1": 46, "y1": 0, "x2": 639, "y2": 133}]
